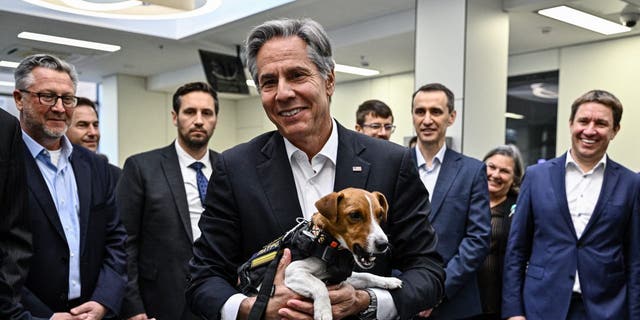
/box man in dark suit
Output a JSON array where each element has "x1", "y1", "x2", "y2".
[
  {"x1": 411, "y1": 83, "x2": 491, "y2": 319},
  {"x1": 503, "y1": 89, "x2": 640, "y2": 320},
  {"x1": 117, "y1": 82, "x2": 220, "y2": 320},
  {"x1": 65, "y1": 97, "x2": 122, "y2": 183},
  {"x1": 0, "y1": 108, "x2": 31, "y2": 320},
  {"x1": 186, "y1": 18, "x2": 445, "y2": 320},
  {"x1": 13, "y1": 53, "x2": 127, "y2": 319}
]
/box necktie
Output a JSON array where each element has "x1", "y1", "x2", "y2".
[{"x1": 189, "y1": 161, "x2": 208, "y2": 206}]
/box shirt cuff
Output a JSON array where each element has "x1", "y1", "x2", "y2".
[
  {"x1": 221, "y1": 293, "x2": 248, "y2": 320},
  {"x1": 371, "y1": 288, "x2": 398, "y2": 319}
]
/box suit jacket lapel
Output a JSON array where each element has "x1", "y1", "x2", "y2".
[
  {"x1": 334, "y1": 126, "x2": 370, "y2": 191},
  {"x1": 257, "y1": 133, "x2": 303, "y2": 232},
  {"x1": 549, "y1": 154, "x2": 576, "y2": 238},
  {"x1": 429, "y1": 148, "x2": 461, "y2": 222},
  {"x1": 162, "y1": 146, "x2": 193, "y2": 241},
  {"x1": 24, "y1": 149, "x2": 66, "y2": 241},
  {"x1": 582, "y1": 157, "x2": 619, "y2": 236},
  {"x1": 71, "y1": 151, "x2": 91, "y2": 253}
]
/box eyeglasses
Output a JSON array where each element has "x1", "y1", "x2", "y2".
[
  {"x1": 19, "y1": 90, "x2": 78, "y2": 108},
  {"x1": 362, "y1": 123, "x2": 396, "y2": 133}
]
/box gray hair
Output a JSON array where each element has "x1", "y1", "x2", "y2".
[
  {"x1": 483, "y1": 144, "x2": 525, "y2": 195},
  {"x1": 244, "y1": 18, "x2": 334, "y2": 88},
  {"x1": 14, "y1": 54, "x2": 78, "y2": 91}
]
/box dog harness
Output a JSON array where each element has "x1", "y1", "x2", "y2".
[{"x1": 237, "y1": 217, "x2": 355, "y2": 296}]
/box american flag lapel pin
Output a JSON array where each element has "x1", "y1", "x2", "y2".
[{"x1": 352, "y1": 166, "x2": 362, "y2": 172}]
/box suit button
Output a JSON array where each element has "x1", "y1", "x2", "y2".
[
  {"x1": 59, "y1": 293, "x2": 66, "y2": 301},
  {"x1": 569, "y1": 274, "x2": 575, "y2": 280}
]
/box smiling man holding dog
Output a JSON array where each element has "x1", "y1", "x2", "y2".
[{"x1": 187, "y1": 18, "x2": 445, "y2": 320}]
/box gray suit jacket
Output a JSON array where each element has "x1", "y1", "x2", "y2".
[{"x1": 117, "y1": 143, "x2": 218, "y2": 320}]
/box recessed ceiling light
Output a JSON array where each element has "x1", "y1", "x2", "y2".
[
  {"x1": 335, "y1": 64, "x2": 380, "y2": 76},
  {"x1": 18, "y1": 31, "x2": 121, "y2": 52},
  {"x1": 505, "y1": 112, "x2": 525, "y2": 120},
  {"x1": 538, "y1": 5, "x2": 631, "y2": 35},
  {"x1": 0, "y1": 81, "x2": 15, "y2": 87},
  {"x1": 23, "y1": 0, "x2": 222, "y2": 20},
  {"x1": 0, "y1": 60, "x2": 20, "y2": 68}
]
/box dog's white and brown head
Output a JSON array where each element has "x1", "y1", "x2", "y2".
[{"x1": 313, "y1": 187, "x2": 389, "y2": 270}]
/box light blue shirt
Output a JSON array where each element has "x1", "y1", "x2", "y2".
[{"x1": 23, "y1": 132, "x2": 81, "y2": 299}]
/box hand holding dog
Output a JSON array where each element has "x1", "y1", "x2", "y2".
[
  {"x1": 282, "y1": 283, "x2": 368, "y2": 320},
  {"x1": 269, "y1": 249, "x2": 312, "y2": 320}
]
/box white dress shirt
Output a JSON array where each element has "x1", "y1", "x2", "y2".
[
  {"x1": 565, "y1": 150, "x2": 606, "y2": 293},
  {"x1": 415, "y1": 143, "x2": 447, "y2": 201},
  {"x1": 222, "y1": 119, "x2": 397, "y2": 320},
  {"x1": 175, "y1": 141, "x2": 212, "y2": 242}
]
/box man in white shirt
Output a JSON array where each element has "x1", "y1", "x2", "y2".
[
  {"x1": 117, "y1": 82, "x2": 220, "y2": 320},
  {"x1": 503, "y1": 89, "x2": 640, "y2": 320},
  {"x1": 187, "y1": 18, "x2": 445, "y2": 320}
]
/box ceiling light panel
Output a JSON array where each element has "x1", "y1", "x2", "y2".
[
  {"x1": 18, "y1": 31, "x2": 121, "y2": 52},
  {"x1": 334, "y1": 64, "x2": 380, "y2": 76},
  {"x1": 538, "y1": 5, "x2": 631, "y2": 35},
  {"x1": 0, "y1": 61, "x2": 20, "y2": 68}
]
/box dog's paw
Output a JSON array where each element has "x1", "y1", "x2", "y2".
[
  {"x1": 314, "y1": 305, "x2": 333, "y2": 320},
  {"x1": 382, "y1": 277, "x2": 403, "y2": 289}
]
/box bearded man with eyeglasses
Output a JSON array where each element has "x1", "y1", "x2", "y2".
[{"x1": 12, "y1": 53, "x2": 127, "y2": 320}]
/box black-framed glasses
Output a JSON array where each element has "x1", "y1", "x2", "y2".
[
  {"x1": 362, "y1": 123, "x2": 396, "y2": 133},
  {"x1": 19, "y1": 90, "x2": 78, "y2": 108}
]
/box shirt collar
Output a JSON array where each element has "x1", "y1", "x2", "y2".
[
  {"x1": 284, "y1": 118, "x2": 338, "y2": 165},
  {"x1": 565, "y1": 149, "x2": 607, "y2": 174},
  {"x1": 22, "y1": 130, "x2": 74, "y2": 160},
  {"x1": 415, "y1": 143, "x2": 447, "y2": 169},
  {"x1": 174, "y1": 140, "x2": 211, "y2": 168}
]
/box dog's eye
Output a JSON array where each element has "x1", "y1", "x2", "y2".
[{"x1": 349, "y1": 211, "x2": 363, "y2": 221}]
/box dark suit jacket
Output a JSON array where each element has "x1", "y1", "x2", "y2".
[
  {"x1": 503, "y1": 153, "x2": 640, "y2": 320},
  {"x1": 413, "y1": 147, "x2": 491, "y2": 319},
  {"x1": 117, "y1": 143, "x2": 218, "y2": 320},
  {"x1": 187, "y1": 123, "x2": 445, "y2": 320},
  {"x1": 0, "y1": 110, "x2": 31, "y2": 320},
  {"x1": 21, "y1": 140, "x2": 128, "y2": 318}
]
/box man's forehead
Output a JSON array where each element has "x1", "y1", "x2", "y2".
[{"x1": 73, "y1": 105, "x2": 98, "y2": 119}]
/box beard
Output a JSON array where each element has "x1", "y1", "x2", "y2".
[
  {"x1": 22, "y1": 107, "x2": 68, "y2": 140},
  {"x1": 179, "y1": 129, "x2": 211, "y2": 150}
]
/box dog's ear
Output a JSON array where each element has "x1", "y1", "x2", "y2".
[
  {"x1": 373, "y1": 191, "x2": 388, "y2": 222},
  {"x1": 315, "y1": 191, "x2": 343, "y2": 222}
]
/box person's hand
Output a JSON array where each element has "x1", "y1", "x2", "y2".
[
  {"x1": 239, "y1": 249, "x2": 308, "y2": 320},
  {"x1": 127, "y1": 313, "x2": 156, "y2": 320},
  {"x1": 50, "y1": 313, "x2": 80, "y2": 320},
  {"x1": 70, "y1": 301, "x2": 107, "y2": 320},
  {"x1": 507, "y1": 317, "x2": 526, "y2": 320},
  {"x1": 282, "y1": 283, "x2": 368, "y2": 320},
  {"x1": 418, "y1": 308, "x2": 433, "y2": 318}
]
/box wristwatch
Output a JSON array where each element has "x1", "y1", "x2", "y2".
[{"x1": 359, "y1": 288, "x2": 377, "y2": 320}]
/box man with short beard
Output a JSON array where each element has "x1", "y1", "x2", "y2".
[
  {"x1": 14, "y1": 53, "x2": 127, "y2": 319},
  {"x1": 117, "y1": 82, "x2": 220, "y2": 320}
]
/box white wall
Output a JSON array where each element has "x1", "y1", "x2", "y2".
[{"x1": 509, "y1": 35, "x2": 640, "y2": 171}]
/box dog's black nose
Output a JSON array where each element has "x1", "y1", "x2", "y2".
[{"x1": 374, "y1": 239, "x2": 388, "y2": 252}]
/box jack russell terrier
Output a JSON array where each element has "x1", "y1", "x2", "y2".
[{"x1": 237, "y1": 187, "x2": 402, "y2": 320}]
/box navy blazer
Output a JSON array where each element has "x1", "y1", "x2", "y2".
[
  {"x1": 503, "y1": 153, "x2": 640, "y2": 320},
  {"x1": 412, "y1": 147, "x2": 491, "y2": 319},
  {"x1": 118, "y1": 143, "x2": 218, "y2": 320},
  {"x1": 0, "y1": 110, "x2": 31, "y2": 320},
  {"x1": 187, "y1": 123, "x2": 445, "y2": 320},
  {"x1": 22, "y1": 143, "x2": 127, "y2": 319}
]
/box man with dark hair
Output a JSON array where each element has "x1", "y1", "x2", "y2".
[
  {"x1": 411, "y1": 82, "x2": 491, "y2": 319},
  {"x1": 355, "y1": 99, "x2": 395, "y2": 140},
  {"x1": 66, "y1": 97, "x2": 100, "y2": 152},
  {"x1": 13, "y1": 53, "x2": 127, "y2": 319},
  {"x1": 187, "y1": 18, "x2": 444, "y2": 320},
  {"x1": 66, "y1": 97, "x2": 121, "y2": 183},
  {"x1": 0, "y1": 108, "x2": 31, "y2": 320},
  {"x1": 503, "y1": 89, "x2": 640, "y2": 320},
  {"x1": 117, "y1": 81, "x2": 220, "y2": 320}
]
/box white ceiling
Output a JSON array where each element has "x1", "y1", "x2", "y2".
[{"x1": 2, "y1": 0, "x2": 640, "y2": 95}]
